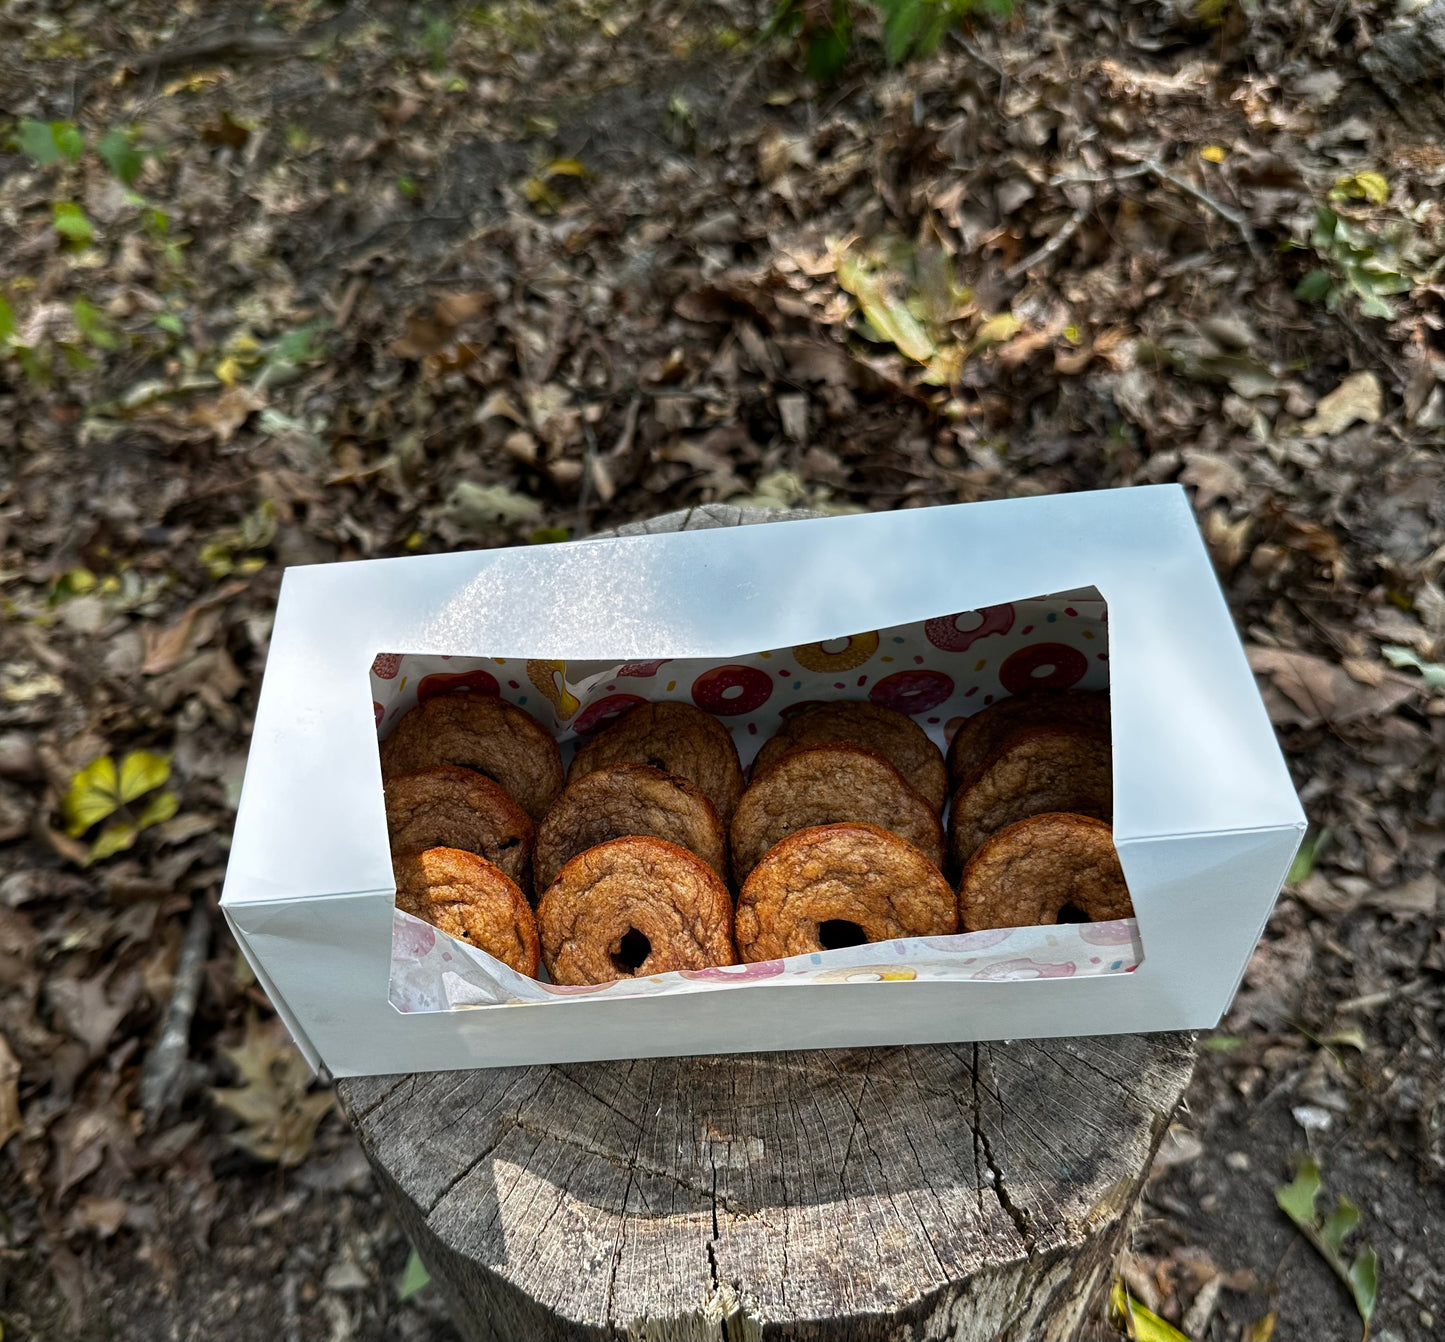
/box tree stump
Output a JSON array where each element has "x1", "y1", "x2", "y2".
[{"x1": 337, "y1": 505, "x2": 1197, "y2": 1340}]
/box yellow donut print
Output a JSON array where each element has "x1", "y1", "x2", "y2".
[
  {"x1": 812, "y1": 965, "x2": 918, "y2": 983},
  {"x1": 792, "y1": 631, "x2": 880, "y2": 674},
  {"x1": 526, "y1": 659, "x2": 580, "y2": 721}
]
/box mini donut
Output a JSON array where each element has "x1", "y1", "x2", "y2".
[
  {"x1": 691, "y1": 664, "x2": 773, "y2": 716},
  {"x1": 868, "y1": 669, "x2": 955, "y2": 716},
  {"x1": 751, "y1": 701, "x2": 947, "y2": 810},
  {"x1": 998, "y1": 642, "x2": 1090, "y2": 696},
  {"x1": 567, "y1": 700, "x2": 744, "y2": 825},
  {"x1": 385, "y1": 765, "x2": 534, "y2": 891},
  {"x1": 526, "y1": 659, "x2": 581, "y2": 722},
  {"x1": 735, "y1": 823, "x2": 956, "y2": 962},
  {"x1": 945, "y1": 689, "x2": 1110, "y2": 788},
  {"x1": 957, "y1": 813, "x2": 1133, "y2": 931},
  {"x1": 946, "y1": 724, "x2": 1111, "y2": 871},
  {"x1": 925, "y1": 603, "x2": 1014, "y2": 653},
  {"x1": 393, "y1": 846, "x2": 539, "y2": 977},
  {"x1": 730, "y1": 744, "x2": 944, "y2": 884},
  {"x1": 537, "y1": 836, "x2": 736, "y2": 985},
  {"x1": 532, "y1": 764, "x2": 726, "y2": 892},
  {"x1": 792, "y1": 632, "x2": 880, "y2": 674},
  {"x1": 379, "y1": 693, "x2": 564, "y2": 822}
]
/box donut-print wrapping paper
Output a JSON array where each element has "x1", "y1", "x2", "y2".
[{"x1": 372, "y1": 592, "x2": 1145, "y2": 1010}]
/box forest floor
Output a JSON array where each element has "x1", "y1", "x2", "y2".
[{"x1": 0, "y1": 0, "x2": 1442, "y2": 1338}]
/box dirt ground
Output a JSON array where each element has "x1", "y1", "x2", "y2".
[{"x1": 1, "y1": 0, "x2": 1442, "y2": 1338}]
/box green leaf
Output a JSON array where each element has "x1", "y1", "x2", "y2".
[
  {"x1": 16, "y1": 119, "x2": 83, "y2": 165},
  {"x1": 1349, "y1": 1246, "x2": 1378, "y2": 1328},
  {"x1": 1295, "y1": 269, "x2": 1334, "y2": 302},
  {"x1": 1275, "y1": 1153, "x2": 1321, "y2": 1226},
  {"x1": 1286, "y1": 826, "x2": 1331, "y2": 884},
  {"x1": 1201, "y1": 1033, "x2": 1244, "y2": 1052},
  {"x1": 397, "y1": 1248, "x2": 430, "y2": 1301},
  {"x1": 72, "y1": 297, "x2": 118, "y2": 350},
  {"x1": 837, "y1": 251, "x2": 935, "y2": 362},
  {"x1": 0, "y1": 294, "x2": 14, "y2": 344},
  {"x1": 1381, "y1": 644, "x2": 1445, "y2": 689},
  {"x1": 118, "y1": 749, "x2": 170, "y2": 803},
  {"x1": 63, "y1": 756, "x2": 122, "y2": 835},
  {"x1": 527, "y1": 526, "x2": 572, "y2": 544},
  {"x1": 1321, "y1": 1196, "x2": 1360, "y2": 1257},
  {"x1": 96, "y1": 127, "x2": 145, "y2": 186},
  {"x1": 805, "y1": 24, "x2": 851, "y2": 80},
  {"x1": 155, "y1": 312, "x2": 184, "y2": 335},
  {"x1": 52, "y1": 201, "x2": 95, "y2": 245}
]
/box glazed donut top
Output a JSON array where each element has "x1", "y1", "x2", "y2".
[
  {"x1": 735, "y1": 823, "x2": 956, "y2": 963},
  {"x1": 568, "y1": 700, "x2": 744, "y2": 826},
  {"x1": 957, "y1": 812, "x2": 1133, "y2": 931},
  {"x1": 379, "y1": 692, "x2": 564, "y2": 821}
]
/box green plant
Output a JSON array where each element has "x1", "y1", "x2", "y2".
[
  {"x1": 768, "y1": 0, "x2": 1011, "y2": 78},
  {"x1": 1296, "y1": 203, "x2": 1441, "y2": 321},
  {"x1": 1276, "y1": 1154, "x2": 1377, "y2": 1339}
]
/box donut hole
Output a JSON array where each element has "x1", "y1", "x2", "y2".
[
  {"x1": 496, "y1": 836, "x2": 520, "y2": 851},
  {"x1": 646, "y1": 756, "x2": 667, "y2": 770},
  {"x1": 611, "y1": 927, "x2": 652, "y2": 974},
  {"x1": 1055, "y1": 903, "x2": 1090, "y2": 924},
  {"x1": 818, "y1": 919, "x2": 868, "y2": 950},
  {"x1": 1030, "y1": 664, "x2": 1057, "y2": 680}
]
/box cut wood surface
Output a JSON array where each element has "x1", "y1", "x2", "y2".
[{"x1": 338, "y1": 505, "x2": 1196, "y2": 1340}]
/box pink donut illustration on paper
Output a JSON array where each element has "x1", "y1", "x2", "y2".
[
  {"x1": 527, "y1": 660, "x2": 581, "y2": 721},
  {"x1": 617, "y1": 660, "x2": 670, "y2": 678},
  {"x1": 371, "y1": 652, "x2": 403, "y2": 679},
  {"x1": 373, "y1": 701, "x2": 385, "y2": 727},
  {"x1": 869, "y1": 669, "x2": 954, "y2": 715},
  {"x1": 999, "y1": 643, "x2": 1088, "y2": 695},
  {"x1": 925, "y1": 604, "x2": 1014, "y2": 652},
  {"x1": 812, "y1": 965, "x2": 918, "y2": 983},
  {"x1": 536, "y1": 979, "x2": 618, "y2": 996},
  {"x1": 973, "y1": 958, "x2": 1076, "y2": 980},
  {"x1": 392, "y1": 911, "x2": 437, "y2": 958},
  {"x1": 573, "y1": 693, "x2": 647, "y2": 734},
  {"x1": 680, "y1": 960, "x2": 786, "y2": 982},
  {"x1": 692, "y1": 664, "x2": 773, "y2": 716},
  {"x1": 931, "y1": 928, "x2": 1014, "y2": 952},
  {"x1": 1078, "y1": 919, "x2": 1138, "y2": 945},
  {"x1": 417, "y1": 667, "x2": 501, "y2": 704},
  {"x1": 792, "y1": 632, "x2": 880, "y2": 674}
]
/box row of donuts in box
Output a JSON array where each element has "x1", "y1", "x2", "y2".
[{"x1": 381, "y1": 685, "x2": 1134, "y2": 987}]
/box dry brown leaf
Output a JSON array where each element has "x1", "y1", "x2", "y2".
[
  {"x1": 0, "y1": 1032, "x2": 20, "y2": 1148},
  {"x1": 189, "y1": 386, "x2": 266, "y2": 445},
  {"x1": 212, "y1": 1014, "x2": 333, "y2": 1167},
  {"x1": 1181, "y1": 451, "x2": 1247, "y2": 509},
  {"x1": 1364, "y1": 874, "x2": 1440, "y2": 918},
  {"x1": 1247, "y1": 646, "x2": 1418, "y2": 726},
  {"x1": 1299, "y1": 371, "x2": 1383, "y2": 435},
  {"x1": 140, "y1": 580, "x2": 249, "y2": 676}
]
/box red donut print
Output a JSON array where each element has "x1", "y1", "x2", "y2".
[
  {"x1": 371, "y1": 652, "x2": 403, "y2": 679},
  {"x1": 999, "y1": 643, "x2": 1088, "y2": 695},
  {"x1": 616, "y1": 660, "x2": 670, "y2": 678},
  {"x1": 692, "y1": 665, "x2": 773, "y2": 716},
  {"x1": 679, "y1": 960, "x2": 786, "y2": 982},
  {"x1": 925, "y1": 603, "x2": 1015, "y2": 652},
  {"x1": 373, "y1": 701, "x2": 385, "y2": 727},
  {"x1": 868, "y1": 670, "x2": 954, "y2": 715},
  {"x1": 573, "y1": 693, "x2": 647, "y2": 734},
  {"x1": 417, "y1": 668, "x2": 501, "y2": 704}
]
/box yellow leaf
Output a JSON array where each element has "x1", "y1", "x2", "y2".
[
  {"x1": 974, "y1": 312, "x2": 1023, "y2": 346},
  {"x1": 135, "y1": 789, "x2": 179, "y2": 829},
  {"x1": 62, "y1": 756, "x2": 121, "y2": 835},
  {"x1": 1201, "y1": 144, "x2": 1228, "y2": 163},
  {"x1": 836, "y1": 251, "x2": 935, "y2": 362},
  {"x1": 1111, "y1": 1279, "x2": 1192, "y2": 1341},
  {"x1": 118, "y1": 749, "x2": 170, "y2": 803},
  {"x1": 215, "y1": 356, "x2": 244, "y2": 388},
  {"x1": 1331, "y1": 171, "x2": 1389, "y2": 205},
  {"x1": 89, "y1": 818, "x2": 139, "y2": 862},
  {"x1": 544, "y1": 157, "x2": 586, "y2": 178},
  {"x1": 161, "y1": 69, "x2": 225, "y2": 96},
  {"x1": 1246, "y1": 1312, "x2": 1277, "y2": 1341}
]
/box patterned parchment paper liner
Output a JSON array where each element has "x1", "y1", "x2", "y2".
[{"x1": 371, "y1": 592, "x2": 1143, "y2": 1011}]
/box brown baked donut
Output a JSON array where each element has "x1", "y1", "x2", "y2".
[
  {"x1": 537, "y1": 836, "x2": 736, "y2": 985},
  {"x1": 957, "y1": 812, "x2": 1133, "y2": 930},
  {"x1": 567, "y1": 701, "x2": 744, "y2": 826},
  {"x1": 752, "y1": 701, "x2": 947, "y2": 810},
  {"x1": 393, "y1": 846, "x2": 540, "y2": 977},
  {"x1": 735, "y1": 823, "x2": 956, "y2": 962},
  {"x1": 946, "y1": 724, "x2": 1111, "y2": 872},
  {"x1": 532, "y1": 764, "x2": 726, "y2": 893},
  {"x1": 385, "y1": 766, "x2": 534, "y2": 891},
  {"x1": 379, "y1": 693, "x2": 564, "y2": 821},
  {"x1": 730, "y1": 744, "x2": 945, "y2": 884},
  {"x1": 946, "y1": 689, "x2": 1109, "y2": 788}
]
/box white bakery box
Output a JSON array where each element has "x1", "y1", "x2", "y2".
[{"x1": 220, "y1": 485, "x2": 1304, "y2": 1077}]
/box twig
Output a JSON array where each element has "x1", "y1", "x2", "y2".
[
  {"x1": 1049, "y1": 163, "x2": 1150, "y2": 186},
  {"x1": 129, "y1": 28, "x2": 299, "y2": 73},
  {"x1": 1005, "y1": 206, "x2": 1088, "y2": 280},
  {"x1": 138, "y1": 897, "x2": 212, "y2": 1129}
]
